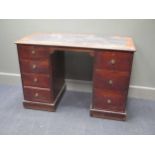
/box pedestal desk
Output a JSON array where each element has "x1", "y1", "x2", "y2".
[{"x1": 16, "y1": 33, "x2": 136, "y2": 121}]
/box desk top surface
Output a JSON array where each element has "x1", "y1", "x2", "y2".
[{"x1": 16, "y1": 33, "x2": 136, "y2": 52}]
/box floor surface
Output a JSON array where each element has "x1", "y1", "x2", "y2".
[{"x1": 0, "y1": 84, "x2": 155, "y2": 135}]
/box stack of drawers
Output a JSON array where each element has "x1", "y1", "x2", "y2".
[
  {"x1": 92, "y1": 50, "x2": 133, "y2": 120},
  {"x1": 17, "y1": 45, "x2": 55, "y2": 111}
]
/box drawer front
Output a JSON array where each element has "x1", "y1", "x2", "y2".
[
  {"x1": 93, "y1": 89, "x2": 126, "y2": 112},
  {"x1": 24, "y1": 87, "x2": 53, "y2": 103},
  {"x1": 20, "y1": 59, "x2": 50, "y2": 74},
  {"x1": 94, "y1": 69, "x2": 130, "y2": 91},
  {"x1": 18, "y1": 45, "x2": 52, "y2": 60},
  {"x1": 95, "y1": 51, "x2": 133, "y2": 72},
  {"x1": 22, "y1": 73, "x2": 50, "y2": 88}
]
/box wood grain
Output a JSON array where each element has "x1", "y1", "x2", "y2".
[
  {"x1": 16, "y1": 33, "x2": 136, "y2": 52},
  {"x1": 18, "y1": 45, "x2": 52, "y2": 60},
  {"x1": 93, "y1": 88, "x2": 126, "y2": 112},
  {"x1": 20, "y1": 59, "x2": 50, "y2": 74},
  {"x1": 22, "y1": 73, "x2": 50, "y2": 88},
  {"x1": 23, "y1": 101, "x2": 56, "y2": 112},
  {"x1": 90, "y1": 108, "x2": 127, "y2": 121},
  {"x1": 95, "y1": 51, "x2": 133, "y2": 72},
  {"x1": 94, "y1": 69, "x2": 130, "y2": 91},
  {"x1": 23, "y1": 87, "x2": 53, "y2": 103}
]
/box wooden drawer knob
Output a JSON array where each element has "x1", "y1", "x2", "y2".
[
  {"x1": 110, "y1": 59, "x2": 116, "y2": 65},
  {"x1": 107, "y1": 99, "x2": 112, "y2": 104},
  {"x1": 33, "y1": 78, "x2": 38, "y2": 83},
  {"x1": 32, "y1": 64, "x2": 37, "y2": 69},
  {"x1": 34, "y1": 92, "x2": 39, "y2": 97},
  {"x1": 31, "y1": 50, "x2": 36, "y2": 54},
  {"x1": 108, "y1": 80, "x2": 113, "y2": 85}
]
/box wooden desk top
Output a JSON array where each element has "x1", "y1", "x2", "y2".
[{"x1": 16, "y1": 33, "x2": 136, "y2": 52}]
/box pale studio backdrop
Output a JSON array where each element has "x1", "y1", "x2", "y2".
[{"x1": 0, "y1": 19, "x2": 155, "y2": 100}]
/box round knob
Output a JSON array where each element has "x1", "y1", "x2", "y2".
[
  {"x1": 33, "y1": 78, "x2": 38, "y2": 83},
  {"x1": 31, "y1": 50, "x2": 36, "y2": 54},
  {"x1": 32, "y1": 64, "x2": 37, "y2": 69},
  {"x1": 107, "y1": 99, "x2": 112, "y2": 104},
  {"x1": 34, "y1": 93, "x2": 39, "y2": 97},
  {"x1": 110, "y1": 59, "x2": 116, "y2": 65},
  {"x1": 108, "y1": 80, "x2": 113, "y2": 85}
]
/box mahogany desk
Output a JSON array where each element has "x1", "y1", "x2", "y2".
[{"x1": 16, "y1": 33, "x2": 136, "y2": 121}]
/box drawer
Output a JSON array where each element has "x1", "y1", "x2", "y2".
[
  {"x1": 95, "y1": 51, "x2": 133, "y2": 72},
  {"x1": 22, "y1": 73, "x2": 50, "y2": 88},
  {"x1": 93, "y1": 88, "x2": 126, "y2": 112},
  {"x1": 18, "y1": 45, "x2": 52, "y2": 60},
  {"x1": 94, "y1": 69, "x2": 130, "y2": 91},
  {"x1": 24, "y1": 87, "x2": 53, "y2": 103},
  {"x1": 20, "y1": 59, "x2": 50, "y2": 74}
]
